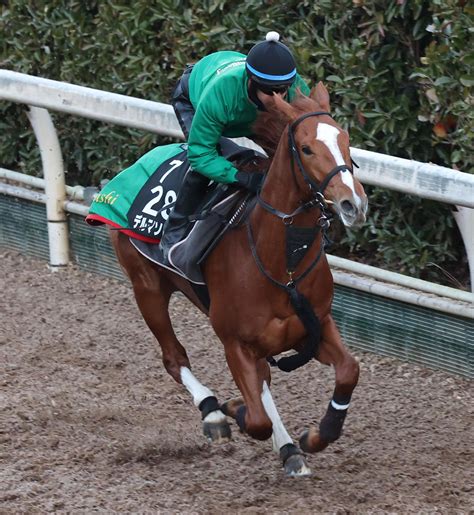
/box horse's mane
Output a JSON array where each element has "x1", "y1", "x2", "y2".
[
  {"x1": 237, "y1": 94, "x2": 319, "y2": 174},
  {"x1": 252, "y1": 94, "x2": 318, "y2": 158}
]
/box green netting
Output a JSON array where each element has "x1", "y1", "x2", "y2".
[
  {"x1": 331, "y1": 286, "x2": 472, "y2": 378},
  {"x1": 0, "y1": 194, "x2": 49, "y2": 260}
]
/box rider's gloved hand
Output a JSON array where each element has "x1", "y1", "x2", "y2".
[{"x1": 234, "y1": 171, "x2": 265, "y2": 193}]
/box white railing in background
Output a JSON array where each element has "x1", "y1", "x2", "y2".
[{"x1": 0, "y1": 70, "x2": 473, "y2": 317}]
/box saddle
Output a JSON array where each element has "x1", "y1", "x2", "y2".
[
  {"x1": 130, "y1": 139, "x2": 264, "y2": 285},
  {"x1": 132, "y1": 187, "x2": 255, "y2": 283}
]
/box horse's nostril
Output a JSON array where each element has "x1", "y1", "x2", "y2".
[{"x1": 341, "y1": 200, "x2": 355, "y2": 214}]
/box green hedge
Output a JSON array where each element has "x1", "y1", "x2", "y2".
[{"x1": 0, "y1": 0, "x2": 472, "y2": 287}]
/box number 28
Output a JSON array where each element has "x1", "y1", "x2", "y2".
[{"x1": 142, "y1": 160, "x2": 182, "y2": 220}]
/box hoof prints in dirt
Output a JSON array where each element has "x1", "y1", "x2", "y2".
[{"x1": 1, "y1": 252, "x2": 473, "y2": 513}]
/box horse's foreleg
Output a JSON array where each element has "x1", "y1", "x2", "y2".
[
  {"x1": 300, "y1": 314, "x2": 359, "y2": 453},
  {"x1": 222, "y1": 356, "x2": 310, "y2": 476},
  {"x1": 261, "y1": 381, "x2": 311, "y2": 477},
  {"x1": 224, "y1": 343, "x2": 273, "y2": 440}
]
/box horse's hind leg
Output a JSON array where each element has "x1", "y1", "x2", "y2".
[
  {"x1": 299, "y1": 314, "x2": 359, "y2": 453},
  {"x1": 112, "y1": 232, "x2": 189, "y2": 379},
  {"x1": 111, "y1": 232, "x2": 231, "y2": 443},
  {"x1": 179, "y1": 366, "x2": 231, "y2": 443}
]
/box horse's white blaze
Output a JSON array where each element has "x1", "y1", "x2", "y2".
[
  {"x1": 180, "y1": 366, "x2": 215, "y2": 407},
  {"x1": 340, "y1": 171, "x2": 360, "y2": 207},
  {"x1": 316, "y1": 123, "x2": 345, "y2": 165},
  {"x1": 316, "y1": 123, "x2": 361, "y2": 207},
  {"x1": 261, "y1": 381, "x2": 293, "y2": 452}
]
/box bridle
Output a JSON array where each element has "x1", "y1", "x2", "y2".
[
  {"x1": 248, "y1": 109, "x2": 357, "y2": 288},
  {"x1": 256, "y1": 110, "x2": 355, "y2": 225},
  {"x1": 289, "y1": 111, "x2": 354, "y2": 199}
]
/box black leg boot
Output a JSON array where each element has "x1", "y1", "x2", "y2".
[{"x1": 159, "y1": 170, "x2": 210, "y2": 261}]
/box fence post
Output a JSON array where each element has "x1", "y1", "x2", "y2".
[
  {"x1": 27, "y1": 106, "x2": 69, "y2": 267},
  {"x1": 453, "y1": 206, "x2": 474, "y2": 292}
]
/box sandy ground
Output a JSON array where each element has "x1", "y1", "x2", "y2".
[{"x1": 1, "y1": 250, "x2": 473, "y2": 514}]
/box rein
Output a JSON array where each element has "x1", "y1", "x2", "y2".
[
  {"x1": 246, "y1": 221, "x2": 325, "y2": 292},
  {"x1": 248, "y1": 110, "x2": 350, "y2": 373}
]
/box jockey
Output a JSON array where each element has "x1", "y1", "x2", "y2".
[{"x1": 160, "y1": 31, "x2": 310, "y2": 257}]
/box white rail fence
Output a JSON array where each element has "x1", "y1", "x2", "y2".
[{"x1": 0, "y1": 70, "x2": 473, "y2": 318}]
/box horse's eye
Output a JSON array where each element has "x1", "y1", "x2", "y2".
[{"x1": 301, "y1": 146, "x2": 313, "y2": 156}]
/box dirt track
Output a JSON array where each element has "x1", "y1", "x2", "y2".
[{"x1": 1, "y1": 250, "x2": 473, "y2": 513}]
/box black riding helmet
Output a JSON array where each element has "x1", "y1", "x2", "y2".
[{"x1": 246, "y1": 31, "x2": 296, "y2": 93}]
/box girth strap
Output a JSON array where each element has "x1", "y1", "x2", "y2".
[{"x1": 277, "y1": 287, "x2": 321, "y2": 372}]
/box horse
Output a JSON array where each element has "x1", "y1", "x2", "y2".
[{"x1": 109, "y1": 82, "x2": 368, "y2": 477}]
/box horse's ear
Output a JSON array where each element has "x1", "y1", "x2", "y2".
[
  {"x1": 310, "y1": 82, "x2": 331, "y2": 112},
  {"x1": 256, "y1": 90, "x2": 295, "y2": 121}
]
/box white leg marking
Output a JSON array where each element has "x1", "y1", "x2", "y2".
[
  {"x1": 331, "y1": 399, "x2": 350, "y2": 410},
  {"x1": 180, "y1": 366, "x2": 215, "y2": 407},
  {"x1": 316, "y1": 123, "x2": 361, "y2": 206},
  {"x1": 180, "y1": 367, "x2": 227, "y2": 427},
  {"x1": 261, "y1": 381, "x2": 293, "y2": 452}
]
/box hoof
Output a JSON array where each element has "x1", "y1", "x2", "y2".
[
  {"x1": 284, "y1": 454, "x2": 312, "y2": 477},
  {"x1": 220, "y1": 398, "x2": 245, "y2": 419},
  {"x1": 203, "y1": 411, "x2": 232, "y2": 443},
  {"x1": 299, "y1": 428, "x2": 328, "y2": 454},
  {"x1": 280, "y1": 443, "x2": 311, "y2": 477}
]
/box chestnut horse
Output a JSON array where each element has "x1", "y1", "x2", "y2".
[{"x1": 110, "y1": 83, "x2": 368, "y2": 477}]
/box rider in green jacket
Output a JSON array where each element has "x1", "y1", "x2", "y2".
[{"x1": 160, "y1": 31, "x2": 310, "y2": 257}]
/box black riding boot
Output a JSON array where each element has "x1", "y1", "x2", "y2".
[{"x1": 159, "y1": 170, "x2": 210, "y2": 260}]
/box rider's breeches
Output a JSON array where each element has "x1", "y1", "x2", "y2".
[{"x1": 171, "y1": 65, "x2": 195, "y2": 139}]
